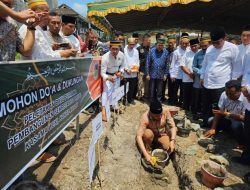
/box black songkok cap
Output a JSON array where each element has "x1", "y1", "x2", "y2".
[
  {"x1": 190, "y1": 38, "x2": 199, "y2": 45},
  {"x1": 210, "y1": 26, "x2": 226, "y2": 41},
  {"x1": 62, "y1": 15, "x2": 77, "y2": 24},
  {"x1": 243, "y1": 25, "x2": 250, "y2": 32},
  {"x1": 132, "y1": 32, "x2": 139, "y2": 38},
  {"x1": 181, "y1": 32, "x2": 189, "y2": 38},
  {"x1": 150, "y1": 100, "x2": 163, "y2": 114}
]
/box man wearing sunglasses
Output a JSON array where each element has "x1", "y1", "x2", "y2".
[
  {"x1": 200, "y1": 27, "x2": 239, "y2": 128},
  {"x1": 136, "y1": 100, "x2": 177, "y2": 165}
]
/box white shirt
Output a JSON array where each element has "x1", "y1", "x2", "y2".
[
  {"x1": 241, "y1": 52, "x2": 250, "y2": 111},
  {"x1": 200, "y1": 41, "x2": 239, "y2": 89},
  {"x1": 170, "y1": 47, "x2": 186, "y2": 79},
  {"x1": 60, "y1": 31, "x2": 81, "y2": 53},
  {"x1": 232, "y1": 43, "x2": 250, "y2": 79},
  {"x1": 19, "y1": 25, "x2": 61, "y2": 60},
  {"x1": 180, "y1": 50, "x2": 196, "y2": 83},
  {"x1": 124, "y1": 45, "x2": 140, "y2": 78},
  {"x1": 101, "y1": 51, "x2": 125, "y2": 80},
  {"x1": 218, "y1": 92, "x2": 245, "y2": 115}
]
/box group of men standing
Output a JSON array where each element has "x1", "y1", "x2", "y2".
[{"x1": 100, "y1": 26, "x2": 250, "y2": 169}]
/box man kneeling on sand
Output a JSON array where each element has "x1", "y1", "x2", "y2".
[{"x1": 136, "y1": 100, "x2": 177, "y2": 165}]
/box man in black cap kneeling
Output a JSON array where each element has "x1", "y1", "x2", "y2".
[{"x1": 136, "y1": 100, "x2": 177, "y2": 165}]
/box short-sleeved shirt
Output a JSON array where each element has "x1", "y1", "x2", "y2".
[
  {"x1": 218, "y1": 92, "x2": 245, "y2": 115},
  {"x1": 0, "y1": 19, "x2": 22, "y2": 61}
]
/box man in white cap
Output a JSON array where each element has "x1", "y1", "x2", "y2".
[
  {"x1": 124, "y1": 37, "x2": 140, "y2": 105},
  {"x1": 170, "y1": 33, "x2": 189, "y2": 106}
]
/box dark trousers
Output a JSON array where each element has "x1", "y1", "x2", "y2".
[
  {"x1": 150, "y1": 79, "x2": 163, "y2": 103},
  {"x1": 208, "y1": 117, "x2": 245, "y2": 145},
  {"x1": 173, "y1": 79, "x2": 183, "y2": 106},
  {"x1": 167, "y1": 76, "x2": 174, "y2": 105},
  {"x1": 192, "y1": 87, "x2": 202, "y2": 114},
  {"x1": 162, "y1": 80, "x2": 167, "y2": 101},
  {"x1": 202, "y1": 87, "x2": 224, "y2": 126},
  {"x1": 133, "y1": 76, "x2": 138, "y2": 99},
  {"x1": 244, "y1": 110, "x2": 250, "y2": 152},
  {"x1": 183, "y1": 82, "x2": 193, "y2": 111},
  {"x1": 125, "y1": 77, "x2": 137, "y2": 103}
]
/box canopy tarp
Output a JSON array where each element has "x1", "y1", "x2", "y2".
[
  {"x1": 87, "y1": 0, "x2": 250, "y2": 34},
  {"x1": 87, "y1": 0, "x2": 211, "y2": 34}
]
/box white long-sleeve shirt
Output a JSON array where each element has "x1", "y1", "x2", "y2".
[
  {"x1": 242, "y1": 52, "x2": 250, "y2": 111},
  {"x1": 200, "y1": 41, "x2": 239, "y2": 89},
  {"x1": 124, "y1": 45, "x2": 140, "y2": 78},
  {"x1": 101, "y1": 51, "x2": 125, "y2": 80},
  {"x1": 19, "y1": 25, "x2": 61, "y2": 60},
  {"x1": 231, "y1": 45, "x2": 250, "y2": 111},
  {"x1": 180, "y1": 50, "x2": 196, "y2": 83},
  {"x1": 232, "y1": 44, "x2": 250, "y2": 79},
  {"x1": 170, "y1": 47, "x2": 186, "y2": 79}
]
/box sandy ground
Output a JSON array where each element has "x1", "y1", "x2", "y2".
[{"x1": 21, "y1": 100, "x2": 250, "y2": 190}]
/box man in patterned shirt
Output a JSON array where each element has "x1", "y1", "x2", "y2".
[
  {"x1": 0, "y1": 0, "x2": 35, "y2": 61},
  {"x1": 204, "y1": 80, "x2": 245, "y2": 147},
  {"x1": 146, "y1": 38, "x2": 169, "y2": 103}
]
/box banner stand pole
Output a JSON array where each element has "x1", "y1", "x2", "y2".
[
  {"x1": 97, "y1": 140, "x2": 102, "y2": 187},
  {"x1": 76, "y1": 115, "x2": 80, "y2": 139}
]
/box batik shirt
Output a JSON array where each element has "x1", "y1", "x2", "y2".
[
  {"x1": 137, "y1": 44, "x2": 150, "y2": 74},
  {"x1": 0, "y1": 19, "x2": 22, "y2": 61},
  {"x1": 145, "y1": 47, "x2": 169, "y2": 79}
]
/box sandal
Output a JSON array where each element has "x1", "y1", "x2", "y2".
[{"x1": 37, "y1": 152, "x2": 57, "y2": 163}]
